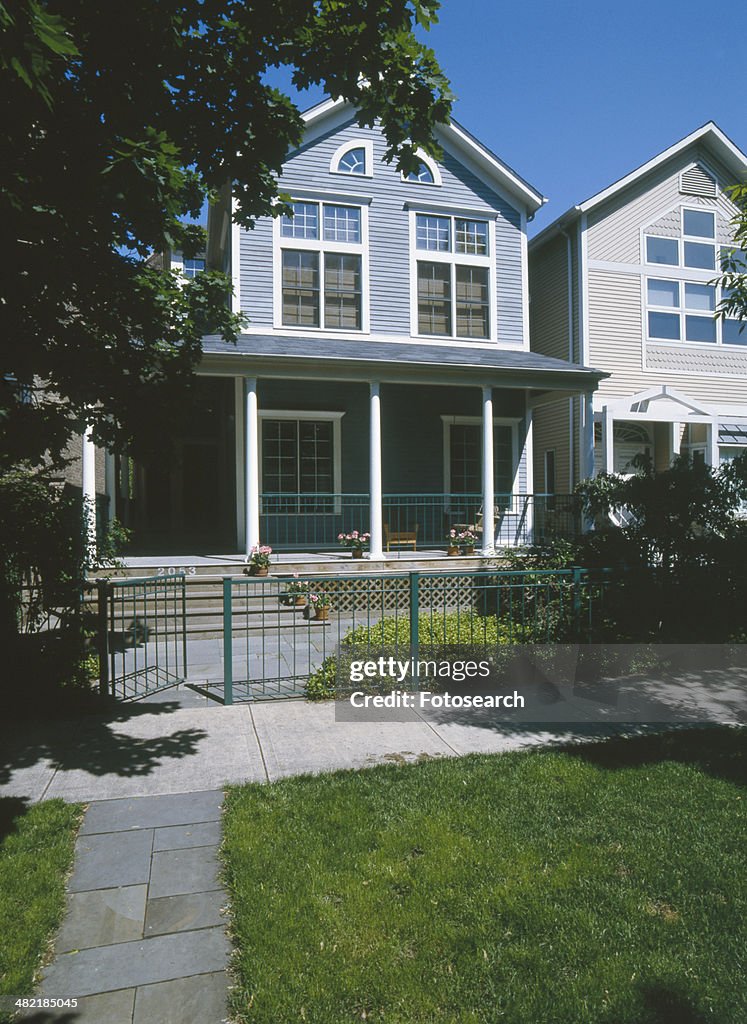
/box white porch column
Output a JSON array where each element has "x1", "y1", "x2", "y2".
[
  {"x1": 481, "y1": 386, "x2": 495, "y2": 555},
  {"x1": 244, "y1": 376, "x2": 260, "y2": 557},
  {"x1": 670, "y1": 421, "x2": 681, "y2": 463},
  {"x1": 601, "y1": 406, "x2": 614, "y2": 474},
  {"x1": 582, "y1": 392, "x2": 595, "y2": 480},
  {"x1": 369, "y1": 382, "x2": 384, "y2": 560},
  {"x1": 104, "y1": 450, "x2": 116, "y2": 526},
  {"x1": 706, "y1": 417, "x2": 720, "y2": 469},
  {"x1": 81, "y1": 424, "x2": 97, "y2": 555}
]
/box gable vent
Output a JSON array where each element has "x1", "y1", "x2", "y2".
[{"x1": 679, "y1": 163, "x2": 718, "y2": 197}]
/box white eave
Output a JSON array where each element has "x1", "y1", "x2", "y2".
[
  {"x1": 300, "y1": 96, "x2": 547, "y2": 215},
  {"x1": 530, "y1": 121, "x2": 747, "y2": 250}
]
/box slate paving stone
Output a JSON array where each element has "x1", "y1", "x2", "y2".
[
  {"x1": 17, "y1": 988, "x2": 136, "y2": 1023},
  {"x1": 133, "y1": 971, "x2": 228, "y2": 1024},
  {"x1": 69, "y1": 831, "x2": 154, "y2": 893},
  {"x1": 81, "y1": 791, "x2": 223, "y2": 835},
  {"x1": 56, "y1": 885, "x2": 147, "y2": 952},
  {"x1": 148, "y1": 846, "x2": 221, "y2": 898},
  {"x1": 40, "y1": 926, "x2": 229, "y2": 997},
  {"x1": 145, "y1": 890, "x2": 225, "y2": 937},
  {"x1": 152, "y1": 821, "x2": 221, "y2": 851}
]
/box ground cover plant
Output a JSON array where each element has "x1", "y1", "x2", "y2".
[
  {"x1": 0, "y1": 799, "x2": 83, "y2": 1022},
  {"x1": 223, "y1": 727, "x2": 747, "y2": 1024}
]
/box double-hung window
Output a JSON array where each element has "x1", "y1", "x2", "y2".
[
  {"x1": 279, "y1": 201, "x2": 365, "y2": 331},
  {"x1": 414, "y1": 213, "x2": 492, "y2": 340}
]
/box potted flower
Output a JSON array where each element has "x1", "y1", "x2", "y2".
[
  {"x1": 458, "y1": 530, "x2": 477, "y2": 555},
  {"x1": 309, "y1": 590, "x2": 331, "y2": 621},
  {"x1": 445, "y1": 528, "x2": 460, "y2": 556},
  {"x1": 338, "y1": 530, "x2": 370, "y2": 559},
  {"x1": 281, "y1": 573, "x2": 308, "y2": 607},
  {"x1": 244, "y1": 544, "x2": 272, "y2": 577}
]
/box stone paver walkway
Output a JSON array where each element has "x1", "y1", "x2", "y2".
[{"x1": 21, "y1": 791, "x2": 229, "y2": 1024}]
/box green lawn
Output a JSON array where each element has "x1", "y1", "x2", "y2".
[
  {"x1": 223, "y1": 728, "x2": 747, "y2": 1024},
  {"x1": 0, "y1": 800, "x2": 83, "y2": 1022}
]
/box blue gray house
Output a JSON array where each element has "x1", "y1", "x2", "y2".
[{"x1": 97, "y1": 98, "x2": 604, "y2": 557}]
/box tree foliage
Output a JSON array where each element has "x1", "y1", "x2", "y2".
[
  {"x1": 718, "y1": 182, "x2": 747, "y2": 331},
  {"x1": 0, "y1": 0, "x2": 452, "y2": 467}
]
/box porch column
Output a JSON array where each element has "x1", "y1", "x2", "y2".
[
  {"x1": 582, "y1": 392, "x2": 595, "y2": 480},
  {"x1": 601, "y1": 406, "x2": 614, "y2": 473},
  {"x1": 81, "y1": 423, "x2": 97, "y2": 555},
  {"x1": 670, "y1": 422, "x2": 681, "y2": 463},
  {"x1": 244, "y1": 376, "x2": 260, "y2": 557},
  {"x1": 481, "y1": 386, "x2": 495, "y2": 555},
  {"x1": 104, "y1": 450, "x2": 116, "y2": 526},
  {"x1": 706, "y1": 417, "x2": 720, "y2": 469},
  {"x1": 369, "y1": 382, "x2": 384, "y2": 560}
]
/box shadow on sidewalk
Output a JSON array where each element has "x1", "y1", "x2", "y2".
[{"x1": 0, "y1": 698, "x2": 208, "y2": 786}]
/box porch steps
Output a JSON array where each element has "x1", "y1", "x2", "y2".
[{"x1": 87, "y1": 555, "x2": 509, "y2": 639}]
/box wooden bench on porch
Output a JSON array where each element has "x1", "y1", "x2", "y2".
[{"x1": 383, "y1": 522, "x2": 419, "y2": 552}]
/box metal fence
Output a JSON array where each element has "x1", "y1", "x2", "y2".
[
  {"x1": 258, "y1": 493, "x2": 581, "y2": 552},
  {"x1": 96, "y1": 573, "x2": 187, "y2": 700},
  {"x1": 218, "y1": 568, "x2": 609, "y2": 703}
]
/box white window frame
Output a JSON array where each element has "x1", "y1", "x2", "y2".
[
  {"x1": 641, "y1": 204, "x2": 743, "y2": 350},
  {"x1": 273, "y1": 197, "x2": 370, "y2": 333},
  {"x1": 329, "y1": 139, "x2": 374, "y2": 179},
  {"x1": 400, "y1": 149, "x2": 442, "y2": 187},
  {"x1": 440, "y1": 415, "x2": 520, "y2": 496},
  {"x1": 258, "y1": 409, "x2": 344, "y2": 512},
  {"x1": 409, "y1": 211, "x2": 497, "y2": 342}
]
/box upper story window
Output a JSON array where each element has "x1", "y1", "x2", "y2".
[
  {"x1": 182, "y1": 257, "x2": 205, "y2": 278},
  {"x1": 413, "y1": 213, "x2": 492, "y2": 340},
  {"x1": 337, "y1": 147, "x2": 366, "y2": 175},
  {"x1": 278, "y1": 200, "x2": 366, "y2": 332},
  {"x1": 644, "y1": 207, "x2": 744, "y2": 346},
  {"x1": 329, "y1": 139, "x2": 373, "y2": 178},
  {"x1": 406, "y1": 163, "x2": 435, "y2": 184}
]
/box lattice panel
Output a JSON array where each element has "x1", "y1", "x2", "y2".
[
  {"x1": 309, "y1": 576, "x2": 411, "y2": 615},
  {"x1": 418, "y1": 574, "x2": 482, "y2": 613}
]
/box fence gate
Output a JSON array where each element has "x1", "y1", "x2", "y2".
[{"x1": 96, "y1": 574, "x2": 188, "y2": 700}]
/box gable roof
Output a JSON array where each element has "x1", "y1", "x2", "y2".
[
  {"x1": 530, "y1": 121, "x2": 747, "y2": 249},
  {"x1": 300, "y1": 96, "x2": 546, "y2": 215}
]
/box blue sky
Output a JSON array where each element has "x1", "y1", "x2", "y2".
[{"x1": 268, "y1": 0, "x2": 746, "y2": 236}]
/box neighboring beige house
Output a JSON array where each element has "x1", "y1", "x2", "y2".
[{"x1": 529, "y1": 122, "x2": 747, "y2": 495}]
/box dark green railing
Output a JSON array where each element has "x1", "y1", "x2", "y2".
[
  {"x1": 96, "y1": 573, "x2": 187, "y2": 700},
  {"x1": 259, "y1": 492, "x2": 580, "y2": 551},
  {"x1": 219, "y1": 567, "x2": 609, "y2": 703}
]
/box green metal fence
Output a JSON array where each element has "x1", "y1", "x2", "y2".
[
  {"x1": 218, "y1": 568, "x2": 609, "y2": 703},
  {"x1": 259, "y1": 493, "x2": 581, "y2": 551},
  {"x1": 97, "y1": 573, "x2": 188, "y2": 700}
]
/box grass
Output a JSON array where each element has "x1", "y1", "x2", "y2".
[
  {"x1": 0, "y1": 799, "x2": 83, "y2": 1022},
  {"x1": 223, "y1": 727, "x2": 747, "y2": 1024}
]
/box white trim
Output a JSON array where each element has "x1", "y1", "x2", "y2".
[
  {"x1": 408, "y1": 210, "x2": 494, "y2": 342},
  {"x1": 440, "y1": 414, "x2": 520, "y2": 495},
  {"x1": 403, "y1": 199, "x2": 503, "y2": 219},
  {"x1": 579, "y1": 213, "x2": 589, "y2": 365},
  {"x1": 234, "y1": 377, "x2": 246, "y2": 550},
  {"x1": 273, "y1": 198, "x2": 370, "y2": 334},
  {"x1": 231, "y1": 195, "x2": 241, "y2": 314},
  {"x1": 329, "y1": 139, "x2": 374, "y2": 179},
  {"x1": 399, "y1": 148, "x2": 442, "y2": 187},
  {"x1": 280, "y1": 186, "x2": 373, "y2": 205},
  {"x1": 520, "y1": 207, "x2": 530, "y2": 347},
  {"x1": 257, "y1": 410, "x2": 344, "y2": 498}
]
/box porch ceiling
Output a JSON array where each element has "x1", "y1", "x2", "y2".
[{"x1": 201, "y1": 333, "x2": 607, "y2": 393}]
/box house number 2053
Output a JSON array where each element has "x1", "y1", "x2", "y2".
[{"x1": 157, "y1": 566, "x2": 197, "y2": 576}]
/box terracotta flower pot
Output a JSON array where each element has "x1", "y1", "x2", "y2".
[
  {"x1": 351, "y1": 548, "x2": 364, "y2": 559},
  {"x1": 248, "y1": 565, "x2": 269, "y2": 577},
  {"x1": 294, "y1": 595, "x2": 307, "y2": 607},
  {"x1": 314, "y1": 606, "x2": 330, "y2": 621},
  {"x1": 461, "y1": 546, "x2": 475, "y2": 556},
  {"x1": 447, "y1": 545, "x2": 459, "y2": 556}
]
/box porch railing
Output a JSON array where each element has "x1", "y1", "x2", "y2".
[{"x1": 259, "y1": 492, "x2": 580, "y2": 551}]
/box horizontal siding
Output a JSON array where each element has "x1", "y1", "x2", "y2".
[
  {"x1": 532, "y1": 400, "x2": 571, "y2": 493},
  {"x1": 587, "y1": 146, "x2": 739, "y2": 264},
  {"x1": 239, "y1": 116, "x2": 526, "y2": 342},
  {"x1": 528, "y1": 232, "x2": 570, "y2": 360},
  {"x1": 240, "y1": 219, "x2": 273, "y2": 327},
  {"x1": 589, "y1": 269, "x2": 747, "y2": 404}
]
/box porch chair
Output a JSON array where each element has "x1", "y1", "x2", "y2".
[{"x1": 383, "y1": 522, "x2": 419, "y2": 552}]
